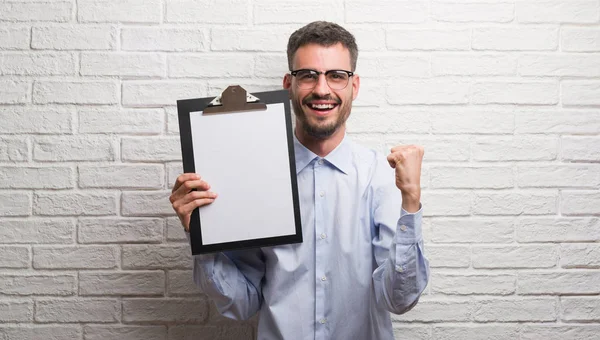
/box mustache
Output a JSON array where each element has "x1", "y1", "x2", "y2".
[{"x1": 302, "y1": 94, "x2": 342, "y2": 106}]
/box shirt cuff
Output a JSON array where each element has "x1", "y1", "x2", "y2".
[{"x1": 396, "y1": 203, "x2": 423, "y2": 244}]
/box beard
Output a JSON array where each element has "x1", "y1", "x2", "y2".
[{"x1": 292, "y1": 93, "x2": 352, "y2": 140}]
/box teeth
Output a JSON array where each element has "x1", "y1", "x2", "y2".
[{"x1": 310, "y1": 104, "x2": 335, "y2": 109}]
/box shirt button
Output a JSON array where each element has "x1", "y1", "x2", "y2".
[
  {"x1": 320, "y1": 318, "x2": 327, "y2": 324},
  {"x1": 400, "y1": 225, "x2": 407, "y2": 232},
  {"x1": 395, "y1": 265, "x2": 404, "y2": 273},
  {"x1": 318, "y1": 159, "x2": 324, "y2": 165},
  {"x1": 321, "y1": 276, "x2": 327, "y2": 281},
  {"x1": 320, "y1": 233, "x2": 326, "y2": 239},
  {"x1": 319, "y1": 191, "x2": 325, "y2": 197}
]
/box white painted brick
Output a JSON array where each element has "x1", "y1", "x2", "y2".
[
  {"x1": 35, "y1": 298, "x2": 119, "y2": 323},
  {"x1": 166, "y1": 216, "x2": 187, "y2": 242},
  {"x1": 0, "y1": 166, "x2": 73, "y2": 189},
  {"x1": 207, "y1": 79, "x2": 279, "y2": 95},
  {"x1": 84, "y1": 326, "x2": 167, "y2": 340},
  {"x1": 473, "y1": 298, "x2": 557, "y2": 322},
  {"x1": 34, "y1": 80, "x2": 118, "y2": 105},
  {"x1": 168, "y1": 270, "x2": 202, "y2": 296},
  {"x1": 81, "y1": 52, "x2": 165, "y2": 77},
  {"x1": 0, "y1": 26, "x2": 30, "y2": 49},
  {"x1": 473, "y1": 27, "x2": 558, "y2": 51},
  {"x1": 0, "y1": 106, "x2": 72, "y2": 134},
  {"x1": 387, "y1": 80, "x2": 469, "y2": 105},
  {"x1": 473, "y1": 191, "x2": 557, "y2": 215},
  {"x1": 432, "y1": 325, "x2": 520, "y2": 340},
  {"x1": 0, "y1": 137, "x2": 28, "y2": 162},
  {"x1": 1, "y1": 52, "x2": 75, "y2": 76},
  {"x1": 347, "y1": 133, "x2": 387, "y2": 154},
  {"x1": 0, "y1": 80, "x2": 29, "y2": 104},
  {"x1": 0, "y1": 2, "x2": 71, "y2": 22},
  {"x1": 561, "y1": 244, "x2": 600, "y2": 268},
  {"x1": 121, "y1": 137, "x2": 181, "y2": 162},
  {"x1": 121, "y1": 28, "x2": 207, "y2": 52},
  {"x1": 254, "y1": 2, "x2": 343, "y2": 24},
  {"x1": 391, "y1": 326, "x2": 430, "y2": 340},
  {"x1": 346, "y1": 1, "x2": 426, "y2": 23},
  {"x1": 393, "y1": 298, "x2": 471, "y2": 322},
  {"x1": 78, "y1": 218, "x2": 163, "y2": 244},
  {"x1": 348, "y1": 110, "x2": 430, "y2": 134},
  {"x1": 472, "y1": 245, "x2": 558, "y2": 269},
  {"x1": 518, "y1": 165, "x2": 600, "y2": 188},
  {"x1": 431, "y1": 110, "x2": 514, "y2": 134},
  {"x1": 471, "y1": 81, "x2": 558, "y2": 105},
  {"x1": 520, "y1": 53, "x2": 600, "y2": 77},
  {"x1": 79, "y1": 108, "x2": 163, "y2": 134},
  {"x1": 517, "y1": 217, "x2": 600, "y2": 243},
  {"x1": 562, "y1": 137, "x2": 600, "y2": 161},
  {"x1": 32, "y1": 25, "x2": 116, "y2": 50},
  {"x1": 433, "y1": 2, "x2": 514, "y2": 22},
  {"x1": 561, "y1": 190, "x2": 600, "y2": 215},
  {"x1": 349, "y1": 27, "x2": 386, "y2": 51},
  {"x1": 34, "y1": 136, "x2": 114, "y2": 161},
  {"x1": 0, "y1": 326, "x2": 81, "y2": 340},
  {"x1": 79, "y1": 271, "x2": 165, "y2": 296},
  {"x1": 0, "y1": 300, "x2": 32, "y2": 322},
  {"x1": 432, "y1": 53, "x2": 517, "y2": 76},
  {"x1": 123, "y1": 298, "x2": 207, "y2": 322},
  {"x1": 562, "y1": 28, "x2": 600, "y2": 52},
  {"x1": 78, "y1": 0, "x2": 162, "y2": 23},
  {"x1": 33, "y1": 246, "x2": 118, "y2": 269},
  {"x1": 422, "y1": 191, "x2": 471, "y2": 217},
  {"x1": 431, "y1": 166, "x2": 513, "y2": 189},
  {"x1": 79, "y1": 164, "x2": 164, "y2": 189},
  {"x1": 517, "y1": 0, "x2": 600, "y2": 23},
  {"x1": 212, "y1": 28, "x2": 291, "y2": 51},
  {"x1": 562, "y1": 81, "x2": 600, "y2": 106},
  {"x1": 0, "y1": 219, "x2": 74, "y2": 244},
  {"x1": 519, "y1": 272, "x2": 600, "y2": 294},
  {"x1": 0, "y1": 275, "x2": 75, "y2": 296},
  {"x1": 168, "y1": 54, "x2": 254, "y2": 78},
  {"x1": 167, "y1": 163, "x2": 184, "y2": 189},
  {"x1": 351, "y1": 82, "x2": 385, "y2": 107},
  {"x1": 34, "y1": 192, "x2": 117, "y2": 216},
  {"x1": 357, "y1": 54, "x2": 429, "y2": 78},
  {"x1": 122, "y1": 81, "x2": 206, "y2": 107},
  {"x1": 515, "y1": 109, "x2": 600, "y2": 134},
  {"x1": 387, "y1": 137, "x2": 467, "y2": 162},
  {"x1": 121, "y1": 191, "x2": 174, "y2": 217},
  {"x1": 168, "y1": 325, "x2": 254, "y2": 340},
  {"x1": 387, "y1": 29, "x2": 470, "y2": 50},
  {"x1": 166, "y1": 0, "x2": 247, "y2": 23},
  {"x1": 254, "y1": 54, "x2": 287, "y2": 78},
  {"x1": 122, "y1": 244, "x2": 191, "y2": 269},
  {"x1": 472, "y1": 136, "x2": 557, "y2": 161},
  {"x1": 427, "y1": 245, "x2": 470, "y2": 268},
  {"x1": 430, "y1": 218, "x2": 514, "y2": 243},
  {"x1": 0, "y1": 192, "x2": 31, "y2": 217},
  {"x1": 562, "y1": 297, "x2": 600, "y2": 321},
  {"x1": 432, "y1": 273, "x2": 516, "y2": 295},
  {"x1": 0, "y1": 246, "x2": 29, "y2": 268},
  {"x1": 522, "y1": 325, "x2": 600, "y2": 340}
]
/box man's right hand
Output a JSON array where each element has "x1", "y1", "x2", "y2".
[{"x1": 170, "y1": 173, "x2": 218, "y2": 232}]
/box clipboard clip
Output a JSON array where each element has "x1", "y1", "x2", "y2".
[{"x1": 204, "y1": 85, "x2": 267, "y2": 114}]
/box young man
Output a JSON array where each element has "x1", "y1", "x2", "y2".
[{"x1": 170, "y1": 21, "x2": 429, "y2": 340}]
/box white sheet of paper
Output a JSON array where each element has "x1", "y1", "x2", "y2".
[{"x1": 189, "y1": 103, "x2": 297, "y2": 245}]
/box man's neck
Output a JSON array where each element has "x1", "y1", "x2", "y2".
[{"x1": 295, "y1": 124, "x2": 346, "y2": 158}]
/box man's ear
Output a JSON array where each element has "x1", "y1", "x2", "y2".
[
  {"x1": 352, "y1": 74, "x2": 360, "y2": 101},
  {"x1": 283, "y1": 73, "x2": 292, "y2": 90}
]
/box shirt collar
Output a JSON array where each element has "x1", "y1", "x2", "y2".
[{"x1": 293, "y1": 132, "x2": 352, "y2": 175}]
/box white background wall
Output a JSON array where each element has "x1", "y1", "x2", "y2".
[{"x1": 1, "y1": 0, "x2": 599, "y2": 339}]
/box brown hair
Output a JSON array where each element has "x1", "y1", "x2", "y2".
[{"x1": 287, "y1": 21, "x2": 359, "y2": 71}]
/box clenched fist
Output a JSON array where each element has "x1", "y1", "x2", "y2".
[
  {"x1": 386, "y1": 145, "x2": 424, "y2": 213},
  {"x1": 169, "y1": 173, "x2": 218, "y2": 232}
]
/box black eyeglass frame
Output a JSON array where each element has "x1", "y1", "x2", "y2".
[{"x1": 289, "y1": 69, "x2": 355, "y2": 90}]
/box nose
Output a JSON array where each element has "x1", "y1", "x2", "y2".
[{"x1": 312, "y1": 73, "x2": 330, "y2": 96}]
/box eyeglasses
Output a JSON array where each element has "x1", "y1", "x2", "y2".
[{"x1": 290, "y1": 69, "x2": 354, "y2": 90}]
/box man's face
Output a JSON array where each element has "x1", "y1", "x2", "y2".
[{"x1": 283, "y1": 43, "x2": 360, "y2": 140}]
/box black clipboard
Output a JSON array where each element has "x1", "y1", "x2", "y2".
[{"x1": 177, "y1": 86, "x2": 303, "y2": 255}]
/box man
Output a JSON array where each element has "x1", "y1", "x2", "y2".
[{"x1": 170, "y1": 21, "x2": 429, "y2": 340}]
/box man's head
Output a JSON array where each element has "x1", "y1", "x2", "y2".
[{"x1": 283, "y1": 21, "x2": 360, "y2": 141}]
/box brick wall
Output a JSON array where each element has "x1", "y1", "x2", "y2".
[{"x1": 1, "y1": 0, "x2": 599, "y2": 339}]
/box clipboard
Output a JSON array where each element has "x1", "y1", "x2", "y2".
[{"x1": 177, "y1": 86, "x2": 303, "y2": 255}]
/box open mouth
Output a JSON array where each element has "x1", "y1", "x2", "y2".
[{"x1": 306, "y1": 102, "x2": 339, "y2": 113}]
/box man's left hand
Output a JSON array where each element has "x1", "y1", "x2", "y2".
[{"x1": 387, "y1": 145, "x2": 424, "y2": 213}]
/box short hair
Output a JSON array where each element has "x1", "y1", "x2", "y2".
[{"x1": 287, "y1": 21, "x2": 359, "y2": 71}]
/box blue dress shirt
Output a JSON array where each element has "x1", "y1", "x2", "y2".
[{"x1": 192, "y1": 134, "x2": 430, "y2": 340}]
